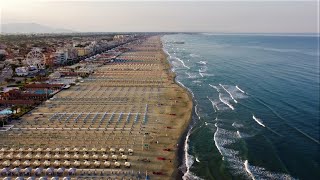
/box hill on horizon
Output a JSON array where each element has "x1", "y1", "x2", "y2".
[{"x1": 0, "y1": 23, "x2": 75, "y2": 34}]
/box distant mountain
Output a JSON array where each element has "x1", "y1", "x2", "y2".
[{"x1": 0, "y1": 23, "x2": 75, "y2": 34}]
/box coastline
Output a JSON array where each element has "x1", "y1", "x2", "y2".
[{"x1": 160, "y1": 37, "x2": 194, "y2": 180}]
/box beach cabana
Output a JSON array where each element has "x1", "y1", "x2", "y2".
[
  {"x1": 11, "y1": 167, "x2": 20, "y2": 176},
  {"x1": 57, "y1": 167, "x2": 65, "y2": 176}
]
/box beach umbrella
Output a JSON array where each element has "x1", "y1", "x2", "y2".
[
  {"x1": 2, "y1": 160, "x2": 10, "y2": 167},
  {"x1": 122, "y1": 155, "x2": 128, "y2": 161},
  {"x1": 94, "y1": 160, "x2": 101, "y2": 167},
  {"x1": 45, "y1": 167, "x2": 54, "y2": 175},
  {"x1": 73, "y1": 160, "x2": 80, "y2": 167},
  {"x1": 53, "y1": 160, "x2": 60, "y2": 167},
  {"x1": 3, "y1": 177, "x2": 10, "y2": 180},
  {"x1": 102, "y1": 153, "x2": 108, "y2": 160},
  {"x1": 54, "y1": 153, "x2": 61, "y2": 159},
  {"x1": 91, "y1": 147, "x2": 97, "y2": 152},
  {"x1": 50, "y1": 177, "x2": 58, "y2": 180},
  {"x1": 83, "y1": 160, "x2": 91, "y2": 167},
  {"x1": 1, "y1": 168, "x2": 9, "y2": 176},
  {"x1": 23, "y1": 160, "x2": 31, "y2": 167},
  {"x1": 100, "y1": 147, "x2": 106, "y2": 152},
  {"x1": 57, "y1": 167, "x2": 65, "y2": 176},
  {"x1": 114, "y1": 161, "x2": 120, "y2": 168},
  {"x1": 124, "y1": 162, "x2": 131, "y2": 168},
  {"x1": 119, "y1": 148, "x2": 125, "y2": 155},
  {"x1": 72, "y1": 148, "x2": 79, "y2": 152},
  {"x1": 67, "y1": 168, "x2": 76, "y2": 175},
  {"x1": 110, "y1": 148, "x2": 115, "y2": 154},
  {"x1": 9, "y1": 148, "x2": 15, "y2": 152},
  {"x1": 15, "y1": 153, "x2": 23, "y2": 159},
  {"x1": 128, "y1": 148, "x2": 133, "y2": 155},
  {"x1": 54, "y1": 148, "x2": 61, "y2": 153},
  {"x1": 25, "y1": 153, "x2": 32, "y2": 160},
  {"x1": 27, "y1": 148, "x2": 33, "y2": 152},
  {"x1": 12, "y1": 160, "x2": 21, "y2": 167},
  {"x1": 6, "y1": 153, "x2": 13, "y2": 160},
  {"x1": 0, "y1": 147, "x2": 7, "y2": 152},
  {"x1": 64, "y1": 147, "x2": 70, "y2": 152},
  {"x1": 17, "y1": 148, "x2": 24, "y2": 152},
  {"x1": 63, "y1": 160, "x2": 71, "y2": 167},
  {"x1": 34, "y1": 167, "x2": 43, "y2": 176},
  {"x1": 23, "y1": 167, "x2": 32, "y2": 175},
  {"x1": 11, "y1": 167, "x2": 20, "y2": 176},
  {"x1": 83, "y1": 153, "x2": 89, "y2": 160},
  {"x1": 44, "y1": 153, "x2": 51, "y2": 159},
  {"x1": 45, "y1": 148, "x2": 52, "y2": 152},
  {"x1": 35, "y1": 153, "x2": 42, "y2": 159},
  {"x1": 36, "y1": 148, "x2": 43, "y2": 152},
  {"x1": 39, "y1": 177, "x2": 47, "y2": 180},
  {"x1": 27, "y1": 177, "x2": 35, "y2": 180},
  {"x1": 63, "y1": 153, "x2": 70, "y2": 160},
  {"x1": 43, "y1": 160, "x2": 51, "y2": 167},
  {"x1": 112, "y1": 155, "x2": 118, "y2": 161},
  {"x1": 72, "y1": 153, "x2": 79, "y2": 160},
  {"x1": 0, "y1": 153, "x2": 4, "y2": 159},
  {"x1": 92, "y1": 153, "x2": 99, "y2": 160},
  {"x1": 33, "y1": 160, "x2": 41, "y2": 167},
  {"x1": 103, "y1": 161, "x2": 111, "y2": 168}
]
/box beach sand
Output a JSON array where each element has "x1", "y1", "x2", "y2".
[{"x1": 0, "y1": 36, "x2": 192, "y2": 179}]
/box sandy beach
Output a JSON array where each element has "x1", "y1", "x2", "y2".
[{"x1": 0, "y1": 36, "x2": 192, "y2": 179}]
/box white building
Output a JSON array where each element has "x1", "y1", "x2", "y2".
[{"x1": 53, "y1": 50, "x2": 69, "y2": 65}]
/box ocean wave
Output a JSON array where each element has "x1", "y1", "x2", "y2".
[
  {"x1": 185, "y1": 72, "x2": 198, "y2": 79},
  {"x1": 209, "y1": 84, "x2": 220, "y2": 92},
  {"x1": 196, "y1": 60, "x2": 207, "y2": 65},
  {"x1": 252, "y1": 115, "x2": 266, "y2": 127},
  {"x1": 190, "y1": 53, "x2": 201, "y2": 58},
  {"x1": 220, "y1": 84, "x2": 238, "y2": 103},
  {"x1": 219, "y1": 93, "x2": 235, "y2": 110},
  {"x1": 207, "y1": 96, "x2": 219, "y2": 112},
  {"x1": 244, "y1": 160, "x2": 297, "y2": 180},
  {"x1": 236, "y1": 85, "x2": 246, "y2": 94},
  {"x1": 175, "y1": 56, "x2": 191, "y2": 69}
]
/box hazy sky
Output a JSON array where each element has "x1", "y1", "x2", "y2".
[{"x1": 0, "y1": 0, "x2": 319, "y2": 33}]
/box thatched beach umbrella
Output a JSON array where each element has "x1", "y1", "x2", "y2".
[
  {"x1": 73, "y1": 153, "x2": 79, "y2": 160},
  {"x1": 124, "y1": 162, "x2": 131, "y2": 168},
  {"x1": 114, "y1": 161, "x2": 120, "y2": 168},
  {"x1": 23, "y1": 160, "x2": 31, "y2": 167},
  {"x1": 103, "y1": 161, "x2": 111, "y2": 168},
  {"x1": 2, "y1": 160, "x2": 10, "y2": 167},
  {"x1": 43, "y1": 160, "x2": 51, "y2": 167},
  {"x1": 73, "y1": 160, "x2": 80, "y2": 167},
  {"x1": 94, "y1": 160, "x2": 101, "y2": 167},
  {"x1": 12, "y1": 160, "x2": 21, "y2": 167}
]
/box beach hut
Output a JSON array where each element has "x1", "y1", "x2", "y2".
[
  {"x1": 43, "y1": 160, "x2": 51, "y2": 167},
  {"x1": 128, "y1": 149, "x2": 133, "y2": 155},
  {"x1": 124, "y1": 162, "x2": 131, "y2": 168},
  {"x1": 119, "y1": 148, "x2": 125, "y2": 155},
  {"x1": 2, "y1": 160, "x2": 10, "y2": 167},
  {"x1": 12, "y1": 160, "x2": 21, "y2": 167},
  {"x1": 122, "y1": 155, "x2": 128, "y2": 161},
  {"x1": 23, "y1": 160, "x2": 30, "y2": 167},
  {"x1": 94, "y1": 160, "x2": 101, "y2": 167},
  {"x1": 114, "y1": 161, "x2": 120, "y2": 168},
  {"x1": 103, "y1": 161, "x2": 111, "y2": 168}
]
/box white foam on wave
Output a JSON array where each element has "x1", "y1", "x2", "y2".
[
  {"x1": 195, "y1": 104, "x2": 201, "y2": 120},
  {"x1": 209, "y1": 84, "x2": 220, "y2": 92},
  {"x1": 175, "y1": 57, "x2": 190, "y2": 69},
  {"x1": 236, "y1": 85, "x2": 245, "y2": 94},
  {"x1": 219, "y1": 93, "x2": 235, "y2": 110},
  {"x1": 190, "y1": 53, "x2": 201, "y2": 58},
  {"x1": 220, "y1": 84, "x2": 238, "y2": 103},
  {"x1": 214, "y1": 122, "x2": 225, "y2": 160},
  {"x1": 207, "y1": 96, "x2": 219, "y2": 112},
  {"x1": 185, "y1": 72, "x2": 198, "y2": 79},
  {"x1": 237, "y1": 130, "x2": 242, "y2": 138},
  {"x1": 252, "y1": 115, "x2": 266, "y2": 127},
  {"x1": 196, "y1": 60, "x2": 207, "y2": 65},
  {"x1": 244, "y1": 160, "x2": 256, "y2": 180}
]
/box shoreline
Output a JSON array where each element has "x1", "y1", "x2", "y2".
[{"x1": 160, "y1": 37, "x2": 194, "y2": 180}]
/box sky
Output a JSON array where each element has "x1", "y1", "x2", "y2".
[{"x1": 0, "y1": 0, "x2": 319, "y2": 33}]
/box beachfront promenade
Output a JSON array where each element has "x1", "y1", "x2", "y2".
[{"x1": 0, "y1": 36, "x2": 192, "y2": 179}]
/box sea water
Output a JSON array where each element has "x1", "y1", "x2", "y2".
[{"x1": 162, "y1": 33, "x2": 319, "y2": 180}]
